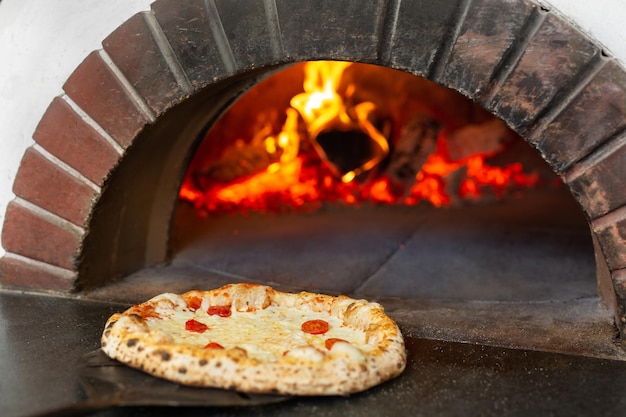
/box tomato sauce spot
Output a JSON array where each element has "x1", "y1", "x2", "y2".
[{"x1": 204, "y1": 342, "x2": 224, "y2": 349}]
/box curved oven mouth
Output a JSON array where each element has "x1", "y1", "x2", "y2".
[
  {"x1": 165, "y1": 61, "x2": 595, "y2": 301},
  {"x1": 81, "y1": 62, "x2": 604, "y2": 360}
]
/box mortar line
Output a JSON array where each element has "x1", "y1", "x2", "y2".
[
  {"x1": 564, "y1": 125, "x2": 626, "y2": 183},
  {"x1": 591, "y1": 204, "x2": 626, "y2": 232},
  {"x1": 203, "y1": 0, "x2": 237, "y2": 73},
  {"x1": 479, "y1": 6, "x2": 546, "y2": 107},
  {"x1": 99, "y1": 49, "x2": 156, "y2": 123},
  {"x1": 263, "y1": 0, "x2": 284, "y2": 59},
  {"x1": 62, "y1": 94, "x2": 124, "y2": 155},
  {"x1": 142, "y1": 10, "x2": 193, "y2": 94},
  {"x1": 527, "y1": 52, "x2": 608, "y2": 146},
  {"x1": 33, "y1": 144, "x2": 101, "y2": 193},
  {"x1": 428, "y1": 0, "x2": 473, "y2": 82},
  {"x1": 13, "y1": 197, "x2": 85, "y2": 236},
  {"x1": 376, "y1": 0, "x2": 402, "y2": 65},
  {"x1": 3, "y1": 251, "x2": 76, "y2": 278}
]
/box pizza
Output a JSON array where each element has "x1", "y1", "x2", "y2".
[{"x1": 101, "y1": 283, "x2": 406, "y2": 396}]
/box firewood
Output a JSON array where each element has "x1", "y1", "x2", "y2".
[
  {"x1": 194, "y1": 124, "x2": 280, "y2": 184},
  {"x1": 385, "y1": 113, "x2": 439, "y2": 194},
  {"x1": 445, "y1": 118, "x2": 514, "y2": 161}
]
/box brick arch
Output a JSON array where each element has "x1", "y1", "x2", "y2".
[{"x1": 1, "y1": 0, "x2": 626, "y2": 332}]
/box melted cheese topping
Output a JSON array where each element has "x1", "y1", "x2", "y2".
[{"x1": 146, "y1": 302, "x2": 372, "y2": 362}]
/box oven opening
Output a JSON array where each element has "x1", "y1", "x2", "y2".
[{"x1": 90, "y1": 62, "x2": 596, "y2": 312}]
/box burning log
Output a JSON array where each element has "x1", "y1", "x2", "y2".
[
  {"x1": 193, "y1": 124, "x2": 278, "y2": 184},
  {"x1": 445, "y1": 118, "x2": 514, "y2": 161},
  {"x1": 385, "y1": 113, "x2": 439, "y2": 194},
  {"x1": 193, "y1": 109, "x2": 302, "y2": 186}
]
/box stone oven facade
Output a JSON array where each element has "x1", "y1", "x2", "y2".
[{"x1": 2, "y1": 0, "x2": 626, "y2": 339}]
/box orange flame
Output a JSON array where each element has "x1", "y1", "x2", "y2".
[
  {"x1": 180, "y1": 61, "x2": 541, "y2": 216},
  {"x1": 290, "y1": 61, "x2": 388, "y2": 182},
  {"x1": 290, "y1": 61, "x2": 351, "y2": 133}
]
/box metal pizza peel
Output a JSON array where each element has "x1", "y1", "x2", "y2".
[{"x1": 34, "y1": 349, "x2": 292, "y2": 416}]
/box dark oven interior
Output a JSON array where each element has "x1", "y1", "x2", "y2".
[
  {"x1": 85, "y1": 60, "x2": 603, "y2": 355},
  {"x1": 4, "y1": 0, "x2": 626, "y2": 416}
]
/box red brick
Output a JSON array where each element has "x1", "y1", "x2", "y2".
[
  {"x1": 33, "y1": 97, "x2": 121, "y2": 186},
  {"x1": 13, "y1": 147, "x2": 97, "y2": 227},
  {"x1": 63, "y1": 51, "x2": 148, "y2": 149},
  {"x1": 0, "y1": 255, "x2": 76, "y2": 292},
  {"x1": 1, "y1": 200, "x2": 82, "y2": 270},
  {"x1": 103, "y1": 13, "x2": 186, "y2": 115}
]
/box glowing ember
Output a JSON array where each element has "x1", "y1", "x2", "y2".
[{"x1": 180, "y1": 61, "x2": 541, "y2": 216}]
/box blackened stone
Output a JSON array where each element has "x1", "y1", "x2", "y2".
[
  {"x1": 440, "y1": 0, "x2": 534, "y2": 100},
  {"x1": 595, "y1": 219, "x2": 626, "y2": 270},
  {"x1": 388, "y1": 0, "x2": 459, "y2": 76},
  {"x1": 152, "y1": 0, "x2": 229, "y2": 89},
  {"x1": 534, "y1": 60, "x2": 626, "y2": 173},
  {"x1": 569, "y1": 146, "x2": 626, "y2": 219},
  {"x1": 613, "y1": 270, "x2": 626, "y2": 335},
  {"x1": 488, "y1": 13, "x2": 599, "y2": 132},
  {"x1": 275, "y1": 0, "x2": 383, "y2": 62},
  {"x1": 215, "y1": 0, "x2": 282, "y2": 67}
]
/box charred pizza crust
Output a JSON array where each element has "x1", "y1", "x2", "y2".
[{"x1": 101, "y1": 283, "x2": 406, "y2": 396}]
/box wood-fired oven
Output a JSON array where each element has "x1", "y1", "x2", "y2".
[{"x1": 3, "y1": 1, "x2": 626, "y2": 416}]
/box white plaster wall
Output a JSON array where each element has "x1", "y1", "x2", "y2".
[
  {"x1": 0, "y1": 0, "x2": 153, "y2": 257},
  {"x1": 0, "y1": 0, "x2": 624, "y2": 258},
  {"x1": 541, "y1": 0, "x2": 626, "y2": 60}
]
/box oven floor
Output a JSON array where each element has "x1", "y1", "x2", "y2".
[
  {"x1": 2, "y1": 290, "x2": 626, "y2": 417},
  {"x1": 90, "y1": 188, "x2": 597, "y2": 304}
]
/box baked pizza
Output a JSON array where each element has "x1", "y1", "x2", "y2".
[{"x1": 101, "y1": 283, "x2": 406, "y2": 395}]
